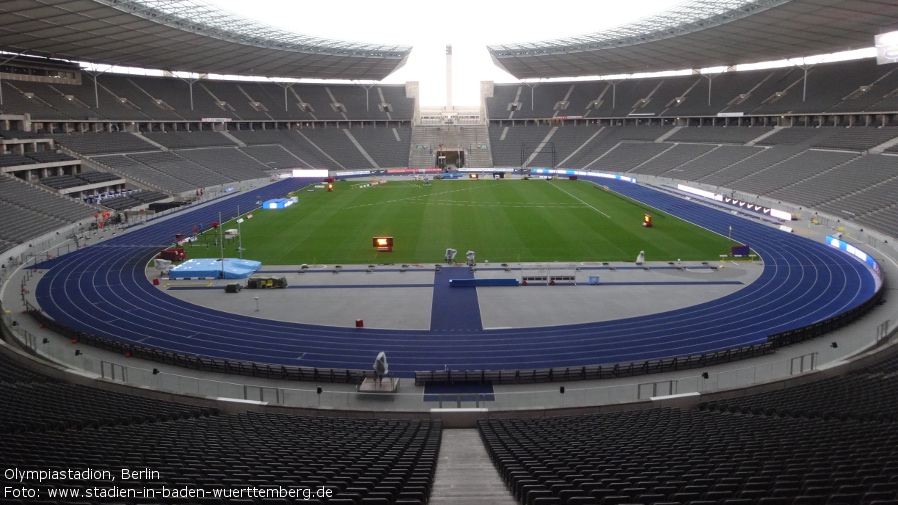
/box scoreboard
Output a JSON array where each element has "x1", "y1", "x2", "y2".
[{"x1": 373, "y1": 236, "x2": 393, "y2": 252}]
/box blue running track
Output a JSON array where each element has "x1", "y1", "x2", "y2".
[{"x1": 34, "y1": 177, "x2": 881, "y2": 377}]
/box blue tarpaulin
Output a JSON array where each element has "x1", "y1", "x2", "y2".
[{"x1": 169, "y1": 258, "x2": 262, "y2": 279}]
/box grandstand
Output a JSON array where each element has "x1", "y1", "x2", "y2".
[{"x1": 3, "y1": 0, "x2": 898, "y2": 503}]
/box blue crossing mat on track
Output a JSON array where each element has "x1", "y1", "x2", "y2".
[{"x1": 430, "y1": 266, "x2": 483, "y2": 331}]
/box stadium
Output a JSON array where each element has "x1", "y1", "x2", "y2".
[{"x1": 1, "y1": 0, "x2": 898, "y2": 504}]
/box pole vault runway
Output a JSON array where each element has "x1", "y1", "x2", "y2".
[{"x1": 34, "y1": 176, "x2": 882, "y2": 377}]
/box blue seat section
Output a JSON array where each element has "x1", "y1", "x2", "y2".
[
  {"x1": 430, "y1": 267, "x2": 483, "y2": 331},
  {"x1": 34, "y1": 177, "x2": 880, "y2": 377}
]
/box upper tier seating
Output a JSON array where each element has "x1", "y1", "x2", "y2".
[
  {"x1": 487, "y1": 58, "x2": 898, "y2": 119},
  {"x1": 25, "y1": 151, "x2": 77, "y2": 163}
]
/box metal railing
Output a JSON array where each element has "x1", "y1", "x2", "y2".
[{"x1": 9, "y1": 319, "x2": 890, "y2": 413}]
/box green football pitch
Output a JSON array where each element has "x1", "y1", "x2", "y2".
[{"x1": 184, "y1": 179, "x2": 739, "y2": 264}]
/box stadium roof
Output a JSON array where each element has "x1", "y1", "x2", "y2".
[
  {"x1": 488, "y1": 0, "x2": 898, "y2": 79},
  {"x1": 0, "y1": 0, "x2": 411, "y2": 81}
]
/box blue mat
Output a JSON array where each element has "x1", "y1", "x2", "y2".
[
  {"x1": 430, "y1": 267, "x2": 483, "y2": 331},
  {"x1": 423, "y1": 382, "x2": 495, "y2": 402},
  {"x1": 169, "y1": 258, "x2": 262, "y2": 279}
]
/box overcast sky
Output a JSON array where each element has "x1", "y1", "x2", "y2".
[{"x1": 206, "y1": 0, "x2": 688, "y2": 106}]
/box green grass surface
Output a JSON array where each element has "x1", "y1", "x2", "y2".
[{"x1": 185, "y1": 179, "x2": 738, "y2": 264}]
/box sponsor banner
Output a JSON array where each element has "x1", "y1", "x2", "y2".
[
  {"x1": 201, "y1": 117, "x2": 232, "y2": 122},
  {"x1": 717, "y1": 112, "x2": 744, "y2": 117},
  {"x1": 678, "y1": 184, "x2": 723, "y2": 202},
  {"x1": 677, "y1": 184, "x2": 793, "y2": 220},
  {"x1": 291, "y1": 169, "x2": 329, "y2": 178},
  {"x1": 335, "y1": 170, "x2": 372, "y2": 177},
  {"x1": 769, "y1": 208, "x2": 793, "y2": 221},
  {"x1": 387, "y1": 168, "x2": 443, "y2": 174},
  {"x1": 591, "y1": 172, "x2": 637, "y2": 183},
  {"x1": 827, "y1": 235, "x2": 882, "y2": 282},
  {"x1": 722, "y1": 196, "x2": 793, "y2": 220},
  {"x1": 530, "y1": 168, "x2": 636, "y2": 183},
  {"x1": 459, "y1": 167, "x2": 515, "y2": 172}
]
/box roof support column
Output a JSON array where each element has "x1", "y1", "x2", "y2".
[
  {"x1": 789, "y1": 59, "x2": 817, "y2": 103},
  {"x1": 800, "y1": 64, "x2": 814, "y2": 102},
  {"x1": 175, "y1": 74, "x2": 201, "y2": 111},
  {"x1": 355, "y1": 81, "x2": 375, "y2": 111},
  {"x1": 606, "y1": 80, "x2": 623, "y2": 110},
  {"x1": 701, "y1": 73, "x2": 720, "y2": 106},
  {"x1": 274, "y1": 82, "x2": 295, "y2": 112},
  {"x1": 524, "y1": 79, "x2": 544, "y2": 111},
  {"x1": 84, "y1": 66, "x2": 112, "y2": 109}
]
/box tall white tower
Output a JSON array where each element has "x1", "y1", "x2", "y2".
[{"x1": 445, "y1": 44, "x2": 453, "y2": 109}]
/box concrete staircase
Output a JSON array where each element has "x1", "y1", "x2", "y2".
[
  {"x1": 460, "y1": 125, "x2": 492, "y2": 168},
  {"x1": 870, "y1": 136, "x2": 898, "y2": 155},
  {"x1": 408, "y1": 124, "x2": 494, "y2": 169},
  {"x1": 409, "y1": 126, "x2": 435, "y2": 168},
  {"x1": 746, "y1": 126, "x2": 784, "y2": 146},
  {"x1": 429, "y1": 429, "x2": 517, "y2": 505}
]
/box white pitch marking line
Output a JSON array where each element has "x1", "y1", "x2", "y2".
[{"x1": 548, "y1": 181, "x2": 610, "y2": 218}]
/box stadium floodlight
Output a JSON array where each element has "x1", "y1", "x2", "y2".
[
  {"x1": 636, "y1": 251, "x2": 645, "y2": 265},
  {"x1": 876, "y1": 31, "x2": 898, "y2": 65},
  {"x1": 466, "y1": 250, "x2": 476, "y2": 266},
  {"x1": 445, "y1": 248, "x2": 457, "y2": 263}
]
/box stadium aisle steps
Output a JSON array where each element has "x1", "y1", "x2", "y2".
[{"x1": 429, "y1": 429, "x2": 517, "y2": 505}]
